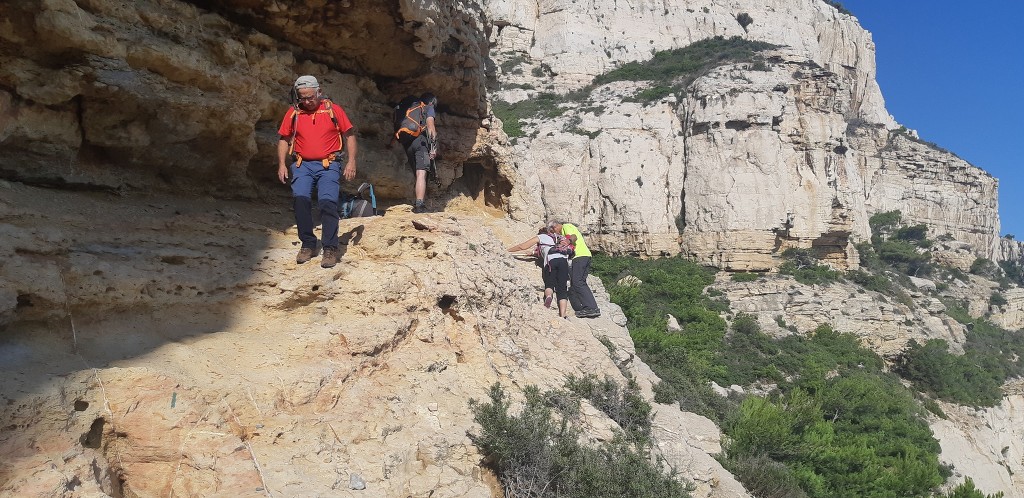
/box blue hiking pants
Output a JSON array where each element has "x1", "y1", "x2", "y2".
[{"x1": 291, "y1": 160, "x2": 341, "y2": 249}]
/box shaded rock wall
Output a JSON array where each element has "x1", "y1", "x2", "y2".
[{"x1": 0, "y1": 0, "x2": 507, "y2": 204}]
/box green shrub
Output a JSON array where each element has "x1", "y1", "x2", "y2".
[
  {"x1": 493, "y1": 36, "x2": 780, "y2": 136},
  {"x1": 469, "y1": 383, "x2": 692, "y2": 498},
  {"x1": 894, "y1": 224, "x2": 932, "y2": 248},
  {"x1": 565, "y1": 374, "x2": 652, "y2": 445},
  {"x1": 990, "y1": 292, "x2": 1008, "y2": 307},
  {"x1": 863, "y1": 212, "x2": 933, "y2": 277},
  {"x1": 593, "y1": 254, "x2": 991, "y2": 496},
  {"x1": 896, "y1": 339, "x2": 1002, "y2": 406},
  {"x1": 624, "y1": 85, "x2": 676, "y2": 104},
  {"x1": 847, "y1": 269, "x2": 893, "y2": 294},
  {"x1": 779, "y1": 248, "x2": 844, "y2": 286},
  {"x1": 731, "y1": 272, "x2": 761, "y2": 282},
  {"x1": 499, "y1": 54, "x2": 527, "y2": 74},
  {"x1": 940, "y1": 478, "x2": 1005, "y2": 498},
  {"x1": 868, "y1": 210, "x2": 903, "y2": 245},
  {"x1": 592, "y1": 36, "x2": 777, "y2": 103},
  {"x1": 1000, "y1": 260, "x2": 1024, "y2": 286},
  {"x1": 719, "y1": 453, "x2": 808, "y2": 498},
  {"x1": 897, "y1": 307, "x2": 1024, "y2": 407},
  {"x1": 736, "y1": 13, "x2": 753, "y2": 29},
  {"x1": 876, "y1": 240, "x2": 931, "y2": 276},
  {"x1": 822, "y1": 0, "x2": 851, "y2": 15},
  {"x1": 970, "y1": 258, "x2": 1002, "y2": 280},
  {"x1": 722, "y1": 372, "x2": 945, "y2": 498},
  {"x1": 492, "y1": 95, "x2": 568, "y2": 138}
]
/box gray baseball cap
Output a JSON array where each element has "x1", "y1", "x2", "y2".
[{"x1": 294, "y1": 75, "x2": 319, "y2": 89}]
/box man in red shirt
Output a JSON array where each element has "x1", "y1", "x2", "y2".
[{"x1": 277, "y1": 75, "x2": 358, "y2": 268}]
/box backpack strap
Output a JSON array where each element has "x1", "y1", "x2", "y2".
[
  {"x1": 394, "y1": 102, "x2": 426, "y2": 140},
  {"x1": 323, "y1": 99, "x2": 345, "y2": 153},
  {"x1": 287, "y1": 106, "x2": 300, "y2": 165},
  {"x1": 290, "y1": 100, "x2": 346, "y2": 169}
]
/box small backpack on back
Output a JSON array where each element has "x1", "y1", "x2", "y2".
[
  {"x1": 393, "y1": 95, "x2": 428, "y2": 140},
  {"x1": 534, "y1": 234, "x2": 575, "y2": 261},
  {"x1": 551, "y1": 234, "x2": 575, "y2": 259}
]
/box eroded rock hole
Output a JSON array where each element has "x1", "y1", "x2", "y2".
[
  {"x1": 74, "y1": 400, "x2": 89, "y2": 411},
  {"x1": 457, "y1": 160, "x2": 511, "y2": 210},
  {"x1": 81, "y1": 417, "x2": 105, "y2": 449},
  {"x1": 725, "y1": 120, "x2": 751, "y2": 131},
  {"x1": 15, "y1": 294, "x2": 32, "y2": 309},
  {"x1": 436, "y1": 295, "x2": 457, "y2": 311}
]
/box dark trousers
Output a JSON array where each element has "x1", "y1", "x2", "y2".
[
  {"x1": 568, "y1": 256, "x2": 598, "y2": 312},
  {"x1": 545, "y1": 258, "x2": 570, "y2": 301},
  {"x1": 401, "y1": 134, "x2": 430, "y2": 171},
  {"x1": 291, "y1": 160, "x2": 341, "y2": 249}
]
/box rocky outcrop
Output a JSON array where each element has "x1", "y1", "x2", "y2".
[
  {"x1": 999, "y1": 237, "x2": 1024, "y2": 263},
  {"x1": 0, "y1": 182, "x2": 747, "y2": 497},
  {"x1": 2, "y1": 0, "x2": 1007, "y2": 267},
  {"x1": 711, "y1": 274, "x2": 968, "y2": 357}
]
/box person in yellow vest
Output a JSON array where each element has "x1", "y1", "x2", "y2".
[{"x1": 548, "y1": 221, "x2": 600, "y2": 318}]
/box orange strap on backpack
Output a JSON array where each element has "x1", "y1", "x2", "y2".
[
  {"x1": 287, "y1": 100, "x2": 345, "y2": 169},
  {"x1": 394, "y1": 102, "x2": 427, "y2": 140}
]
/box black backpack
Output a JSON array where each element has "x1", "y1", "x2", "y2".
[
  {"x1": 341, "y1": 182, "x2": 377, "y2": 218},
  {"x1": 393, "y1": 95, "x2": 428, "y2": 140}
]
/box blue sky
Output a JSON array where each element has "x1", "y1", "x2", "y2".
[{"x1": 840, "y1": 0, "x2": 1024, "y2": 238}]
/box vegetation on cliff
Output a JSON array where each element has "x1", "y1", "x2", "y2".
[
  {"x1": 493, "y1": 36, "x2": 778, "y2": 138},
  {"x1": 469, "y1": 381, "x2": 691, "y2": 497},
  {"x1": 591, "y1": 228, "x2": 1024, "y2": 497}
]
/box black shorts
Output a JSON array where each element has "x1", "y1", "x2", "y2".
[{"x1": 401, "y1": 134, "x2": 430, "y2": 171}]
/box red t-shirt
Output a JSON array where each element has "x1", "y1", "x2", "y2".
[{"x1": 278, "y1": 100, "x2": 354, "y2": 160}]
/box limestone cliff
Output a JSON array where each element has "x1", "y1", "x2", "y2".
[{"x1": 487, "y1": 0, "x2": 1002, "y2": 268}]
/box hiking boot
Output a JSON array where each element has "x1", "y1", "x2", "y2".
[
  {"x1": 296, "y1": 246, "x2": 319, "y2": 264},
  {"x1": 321, "y1": 247, "x2": 339, "y2": 268},
  {"x1": 412, "y1": 201, "x2": 427, "y2": 214},
  {"x1": 575, "y1": 308, "x2": 601, "y2": 318}
]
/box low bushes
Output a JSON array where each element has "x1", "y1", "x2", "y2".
[
  {"x1": 896, "y1": 306, "x2": 1024, "y2": 407},
  {"x1": 469, "y1": 382, "x2": 691, "y2": 498},
  {"x1": 778, "y1": 248, "x2": 844, "y2": 286},
  {"x1": 592, "y1": 254, "x2": 956, "y2": 497}
]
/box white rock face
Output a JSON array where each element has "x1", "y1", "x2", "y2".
[
  {"x1": 486, "y1": 0, "x2": 1002, "y2": 269},
  {"x1": 931, "y1": 383, "x2": 1024, "y2": 498},
  {"x1": 999, "y1": 237, "x2": 1024, "y2": 263},
  {"x1": 991, "y1": 287, "x2": 1024, "y2": 332},
  {"x1": 713, "y1": 274, "x2": 968, "y2": 357}
]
